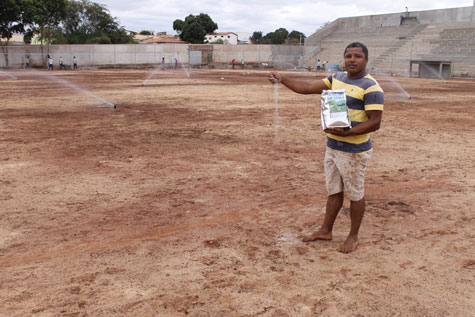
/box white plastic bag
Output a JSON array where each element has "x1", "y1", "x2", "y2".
[{"x1": 320, "y1": 89, "x2": 351, "y2": 130}]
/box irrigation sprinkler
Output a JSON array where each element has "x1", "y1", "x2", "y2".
[{"x1": 95, "y1": 104, "x2": 117, "y2": 109}]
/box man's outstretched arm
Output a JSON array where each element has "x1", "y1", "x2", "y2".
[{"x1": 268, "y1": 72, "x2": 329, "y2": 95}]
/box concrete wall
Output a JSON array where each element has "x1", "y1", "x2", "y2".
[
  {"x1": 0, "y1": 44, "x2": 190, "y2": 68},
  {"x1": 211, "y1": 45, "x2": 306, "y2": 66},
  {"x1": 318, "y1": 6, "x2": 475, "y2": 34},
  {"x1": 0, "y1": 44, "x2": 312, "y2": 70}
]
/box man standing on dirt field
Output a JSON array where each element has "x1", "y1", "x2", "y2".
[{"x1": 268, "y1": 42, "x2": 384, "y2": 253}]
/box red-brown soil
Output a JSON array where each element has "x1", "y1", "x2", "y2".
[{"x1": 1, "y1": 69, "x2": 474, "y2": 316}]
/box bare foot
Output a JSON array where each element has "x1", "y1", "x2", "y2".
[
  {"x1": 302, "y1": 229, "x2": 332, "y2": 242},
  {"x1": 338, "y1": 236, "x2": 359, "y2": 253}
]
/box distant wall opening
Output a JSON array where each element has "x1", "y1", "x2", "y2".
[
  {"x1": 410, "y1": 60, "x2": 452, "y2": 79},
  {"x1": 188, "y1": 45, "x2": 213, "y2": 66}
]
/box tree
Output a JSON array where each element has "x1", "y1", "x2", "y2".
[
  {"x1": 195, "y1": 13, "x2": 217, "y2": 34},
  {"x1": 139, "y1": 30, "x2": 153, "y2": 35},
  {"x1": 180, "y1": 19, "x2": 206, "y2": 44},
  {"x1": 262, "y1": 28, "x2": 289, "y2": 44},
  {"x1": 30, "y1": 0, "x2": 67, "y2": 45},
  {"x1": 287, "y1": 30, "x2": 305, "y2": 44},
  {"x1": 108, "y1": 27, "x2": 134, "y2": 44},
  {"x1": 22, "y1": 0, "x2": 66, "y2": 64},
  {"x1": 174, "y1": 13, "x2": 217, "y2": 43},
  {"x1": 0, "y1": 0, "x2": 34, "y2": 66},
  {"x1": 173, "y1": 19, "x2": 184, "y2": 33},
  {"x1": 0, "y1": 0, "x2": 29, "y2": 40},
  {"x1": 270, "y1": 28, "x2": 289, "y2": 44},
  {"x1": 250, "y1": 31, "x2": 262, "y2": 44},
  {"x1": 55, "y1": 0, "x2": 133, "y2": 44}
]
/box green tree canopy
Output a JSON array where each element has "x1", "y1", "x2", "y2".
[
  {"x1": 30, "y1": 0, "x2": 67, "y2": 44},
  {"x1": 0, "y1": 0, "x2": 36, "y2": 65},
  {"x1": 194, "y1": 13, "x2": 217, "y2": 34},
  {"x1": 139, "y1": 30, "x2": 153, "y2": 35},
  {"x1": 16, "y1": 0, "x2": 133, "y2": 44},
  {"x1": 0, "y1": 0, "x2": 32, "y2": 41},
  {"x1": 175, "y1": 13, "x2": 217, "y2": 43},
  {"x1": 250, "y1": 31, "x2": 262, "y2": 44},
  {"x1": 287, "y1": 30, "x2": 306, "y2": 44},
  {"x1": 269, "y1": 28, "x2": 289, "y2": 44},
  {"x1": 173, "y1": 19, "x2": 184, "y2": 33},
  {"x1": 259, "y1": 28, "x2": 305, "y2": 44},
  {"x1": 57, "y1": 0, "x2": 132, "y2": 44},
  {"x1": 180, "y1": 19, "x2": 206, "y2": 44}
]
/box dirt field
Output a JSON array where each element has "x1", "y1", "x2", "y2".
[{"x1": 1, "y1": 68, "x2": 474, "y2": 316}]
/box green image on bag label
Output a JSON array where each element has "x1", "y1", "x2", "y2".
[
  {"x1": 328, "y1": 95, "x2": 347, "y2": 118},
  {"x1": 321, "y1": 89, "x2": 350, "y2": 129}
]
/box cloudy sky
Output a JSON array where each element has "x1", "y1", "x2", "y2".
[{"x1": 97, "y1": 0, "x2": 473, "y2": 36}]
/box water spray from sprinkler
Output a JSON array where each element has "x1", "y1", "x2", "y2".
[
  {"x1": 273, "y1": 82, "x2": 280, "y2": 146},
  {"x1": 0, "y1": 70, "x2": 18, "y2": 80}
]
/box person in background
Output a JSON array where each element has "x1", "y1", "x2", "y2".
[
  {"x1": 25, "y1": 55, "x2": 30, "y2": 69},
  {"x1": 48, "y1": 55, "x2": 53, "y2": 70},
  {"x1": 241, "y1": 59, "x2": 245, "y2": 69},
  {"x1": 73, "y1": 56, "x2": 78, "y2": 70},
  {"x1": 316, "y1": 59, "x2": 321, "y2": 71},
  {"x1": 59, "y1": 56, "x2": 64, "y2": 70},
  {"x1": 268, "y1": 42, "x2": 384, "y2": 253}
]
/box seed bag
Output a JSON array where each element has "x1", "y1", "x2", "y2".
[{"x1": 320, "y1": 89, "x2": 351, "y2": 130}]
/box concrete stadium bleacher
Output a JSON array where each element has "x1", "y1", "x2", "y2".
[{"x1": 304, "y1": 5, "x2": 475, "y2": 77}]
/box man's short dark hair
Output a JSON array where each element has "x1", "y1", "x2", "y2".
[{"x1": 344, "y1": 42, "x2": 369, "y2": 58}]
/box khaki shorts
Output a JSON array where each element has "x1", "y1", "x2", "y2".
[{"x1": 324, "y1": 147, "x2": 371, "y2": 201}]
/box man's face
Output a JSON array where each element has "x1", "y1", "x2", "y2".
[{"x1": 344, "y1": 47, "x2": 368, "y2": 78}]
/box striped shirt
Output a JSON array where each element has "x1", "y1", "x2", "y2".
[{"x1": 322, "y1": 72, "x2": 384, "y2": 153}]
